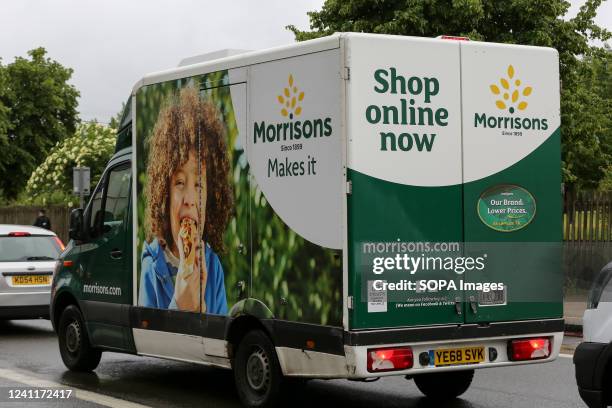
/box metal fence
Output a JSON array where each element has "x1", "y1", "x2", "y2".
[
  {"x1": 563, "y1": 191, "x2": 612, "y2": 299},
  {"x1": 0, "y1": 205, "x2": 71, "y2": 244},
  {"x1": 564, "y1": 191, "x2": 612, "y2": 242}
]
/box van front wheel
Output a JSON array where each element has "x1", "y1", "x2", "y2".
[
  {"x1": 413, "y1": 369, "x2": 474, "y2": 400},
  {"x1": 58, "y1": 305, "x2": 101, "y2": 372},
  {"x1": 233, "y1": 330, "x2": 283, "y2": 408}
]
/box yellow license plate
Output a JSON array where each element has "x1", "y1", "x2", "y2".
[
  {"x1": 12, "y1": 275, "x2": 51, "y2": 286},
  {"x1": 434, "y1": 346, "x2": 485, "y2": 366}
]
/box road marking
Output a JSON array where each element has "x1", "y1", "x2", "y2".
[
  {"x1": 0, "y1": 367, "x2": 152, "y2": 408},
  {"x1": 559, "y1": 353, "x2": 573, "y2": 358}
]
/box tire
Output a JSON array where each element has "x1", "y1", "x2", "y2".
[
  {"x1": 413, "y1": 369, "x2": 474, "y2": 400},
  {"x1": 58, "y1": 305, "x2": 101, "y2": 372},
  {"x1": 233, "y1": 330, "x2": 284, "y2": 408}
]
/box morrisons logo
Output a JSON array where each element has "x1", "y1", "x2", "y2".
[
  {"x1": 254, "y1": 74, "x2": 332, "y2": 144},
  {"x1": 475, "y1": 65, "x2": 548, "y2": 131}
]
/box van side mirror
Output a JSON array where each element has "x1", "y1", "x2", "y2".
[{"x1": 69, "y1": 208, "x2": 84, "y2": 241}]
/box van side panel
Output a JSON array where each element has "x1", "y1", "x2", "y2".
[
  {"x1": 247, "y1": 49, "x2": 344, "y2": 326},
  {"x1": 132, "y1": 47, "x2": 345, "y2": 362}
]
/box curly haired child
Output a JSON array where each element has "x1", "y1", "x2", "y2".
[{"x1": 139, "y1": 87, "x2": 233, "y2": 315}]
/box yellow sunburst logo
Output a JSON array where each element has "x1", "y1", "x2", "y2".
[
  {"x1": 277, "y1": 74, "x2": 304, "y2": 119},
  {"x1": 490, "y1": 65, "x2": 532, "y2": 114}
]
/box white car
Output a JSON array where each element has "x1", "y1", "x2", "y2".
[
  {"x1": 574, "y1": 263, "x2": 612, "y2": 408},
  {"x1": 0, "y1": 225, "x2": 64, "y2": 319}
]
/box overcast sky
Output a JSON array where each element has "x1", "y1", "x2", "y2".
[{"x1": 1, "y1": 0, "x2": 610, "y2": 124}]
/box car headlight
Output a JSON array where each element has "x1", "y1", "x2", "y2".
[{"x1": 587, "y1": 264, "x2": 612, "y2": 309}]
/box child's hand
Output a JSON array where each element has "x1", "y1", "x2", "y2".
[{"x1": 174, "y1": 221, "x2": 201, "y2": 312}]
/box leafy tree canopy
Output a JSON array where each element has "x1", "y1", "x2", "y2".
[
  {"x1": 0, "y1": 47, "x2": 80, "y2": 199},
  {"x1": 289, "y1": 0, "x2": 611, "y2": 190},
  {"x1": 23, "y1": 122, "x2": 115, "y2": 207}
]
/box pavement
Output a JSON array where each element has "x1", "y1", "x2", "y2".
[
  {"x1": 559, "y1": 300, "x2": 586, "y2": 355},
  {"x1": 564, "y1": 301, "x2": 587, "y2": 328}
]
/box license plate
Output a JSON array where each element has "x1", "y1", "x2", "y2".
[
  {"x1": 12, "y1": 275, "x2": 51, "y2": 286},
  {"x1": 478, "y1": 287, "x2": 507, "y2": 306},
  {"x1": 434, "y1": 346, "x2": 485, "y2": 366}
]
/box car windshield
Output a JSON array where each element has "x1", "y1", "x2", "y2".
[{"x1": 0, "y1": 236, "x2": 61, "y2": 262}]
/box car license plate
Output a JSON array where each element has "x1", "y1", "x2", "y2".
[
  {"x1": 434, "y1": 346, "x2": 485, "y2": 366},
  {"x1": 12, "y1": 275, "x2": 51, "y2": 286}
]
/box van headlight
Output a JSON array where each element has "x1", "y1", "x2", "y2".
[{"x1": 587, "y1": 265, "x2": 612, "y2": 309}]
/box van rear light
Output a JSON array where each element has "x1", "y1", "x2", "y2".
[
  {"x1": 9, "y1": 232, "x2": 31, "y2": 237},
  {"x1": 367, "y1": 346, "x2": 413, "y2": 372},
  {"x1": 508, "y1": 337, "x2": 551, "y2": 361}
]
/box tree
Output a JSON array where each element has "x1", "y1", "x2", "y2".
[
  {"x1": 289, "y1": 0, "x2": 611, "y2": 190},
  {"x1": 0, "y1": 48, "x2": 79, "y2": 199},
  {"x1": 24, "y1": 122, "x2": 116, "y2": 207},
  {"x1": 0, "y1": 62, "x2": 11, "y2": 178},
  {"x1": 109, "y1": 101, "x2": 126, "y2": 130}
]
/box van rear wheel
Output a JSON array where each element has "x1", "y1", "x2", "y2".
[
  {"x1": 58, "y1": 305, "x2": 101, "y2": 372},
  {"x1": 413, "y1": 369, "x2": 474, "y2": 400},
  {"x1": 233, "y1": 330, "x2": 283, "y2": 408}
]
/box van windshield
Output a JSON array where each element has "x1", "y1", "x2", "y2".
[{"x1": 0, "y1": 236, "x2": 61, "y2": 262}]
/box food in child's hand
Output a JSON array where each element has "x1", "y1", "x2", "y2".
[{"x1": 179, "y1": 218, "x2": 197, "y2": 279}]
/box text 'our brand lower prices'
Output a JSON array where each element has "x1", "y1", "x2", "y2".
[{"x1": 253, "y1": 74, "x2": 332, "y2": 178}]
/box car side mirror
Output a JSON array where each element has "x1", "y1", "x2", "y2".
[{"x1": 69, "y1": 208, "x2": 84, "y2": 241}]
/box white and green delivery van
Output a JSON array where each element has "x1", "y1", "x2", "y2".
[{"x1": 50, "y1": 33, "x2": 563, "y2": 407}]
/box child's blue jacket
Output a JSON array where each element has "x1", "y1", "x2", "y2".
[{"x1": 138, "y1": 238, "x2": 228, "y2": 315}]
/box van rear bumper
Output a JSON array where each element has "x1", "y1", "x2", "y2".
[
  {"x1": 343, "y1": 331, "x2": 563, "y2": 378},
  {"x1": 276, "y1": 319, "x2": 564, "y2": 378},
  {"x1": 278, "y1": 330, "x2": 563, "y2": 378}
]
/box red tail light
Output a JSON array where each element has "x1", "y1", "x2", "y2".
[
  {"x1": 53, "y1": 236, "x2": 65, "y2": 251},
  {"x1": 367, "y1": 346, "x2": 413, "y2": 372},
  {"x1": 508, "y1": 337, "x2": 551, "y2": 361},
  {"x1": 9, "y1": 232, "x2": 30, "y2": 237}
]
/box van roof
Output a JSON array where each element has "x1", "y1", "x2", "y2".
[
  {"x1": 131, "y1": 32, "x2": 557, "y2": 94},
  {"x1": 132, "y1": 33, "x2": 343, "y2": 93}
]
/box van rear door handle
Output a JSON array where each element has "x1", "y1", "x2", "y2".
[
  {"x1": 110, "y1": 249, "x2": 123, "y2": 259},
  {"x1": 454, "y1": 297, "x2": 462, "y2": 315}
]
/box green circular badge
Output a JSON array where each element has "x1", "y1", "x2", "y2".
[{"x1": 477, "y1": 185, "x2": 536, "y2": 232}]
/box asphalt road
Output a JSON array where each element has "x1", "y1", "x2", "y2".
[{"x1": 0, "y1": 319, "x2": 586, "y2": 408}]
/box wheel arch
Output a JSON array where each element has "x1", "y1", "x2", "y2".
[
  {"x1": 51, "y1": 290, "x2": 82, "y2": 333},
  {"x1": 226, "y1": 314, "x2": 275, "y2": 360}
]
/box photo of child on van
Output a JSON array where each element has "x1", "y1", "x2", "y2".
[{"x1": 138, "y1": 87, "x2": 233, "y2": 315}]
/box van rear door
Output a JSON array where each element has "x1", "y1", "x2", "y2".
[
  {"x1": 460, "y1": 42, "x2": 562, "y2": 323},
  {"x1": 346, "y1": 35, "x2": 464, "y2": 330}
]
